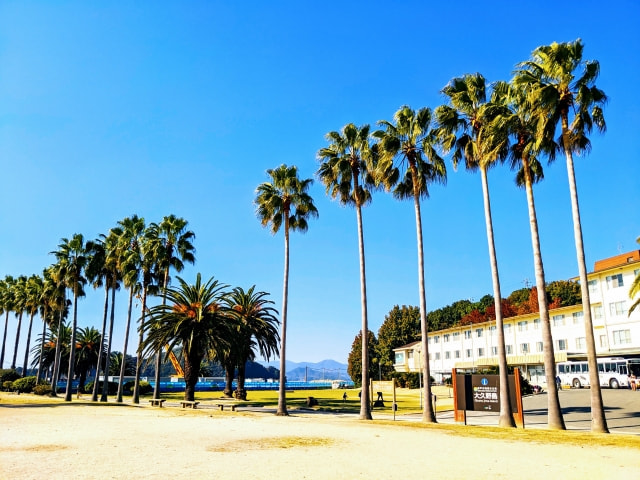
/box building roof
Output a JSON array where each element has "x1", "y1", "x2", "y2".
[{"x1": 593, "y1": 250, "x2": 640, "y2": 273}]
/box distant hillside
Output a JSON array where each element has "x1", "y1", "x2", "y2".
[{"x1": 263, "y1": 359, "x2": 350, "y2": 381}]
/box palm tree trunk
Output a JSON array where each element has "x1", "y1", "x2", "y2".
[
  {"x1": 133, "y1": 284, "x2": 149, "y2": 404},
  {"x1": 223, "y1": 360, "x2": 234, "y2": 397},
  {"x1": 0, "y1": 311, "x2": 9, "y2": 368},
  {"x1": 11, "y1": 312, "x2": 23, "y2": 371},
  {"x1": 236, "y1": 362, "x2": 247, "y2": 400},
  {"x1": 183, "y1": 350, "x2": 199, "y2": 402},
  {"x1": 35, "y1": 309, "x2": 48, "y2": 383},
  {"x1": 522, "y1": 157, "x2": 565, "y2": 430},
  {"x1": 64, "y1": 291, "x2": 79, "y2": 402},
  {"x1": 479, "y1": 166, "x2": 515, "y2": 427},
  {"x1": 153, "y1": 269, "x2": 170, "y2": 400},
  {"x1": 276, "y1": 218, "x2": 290, "y2": 416},
  {"x1": 92, "y1": 284, "x2": 109, "y2": 401},
  {"x1": 116, "y1": 288, "x2": 134, "y2": 403},
  {"x1": 22, "y1": 312, "x2": 35, "y2": 377},
  {"x1": 51, "y1": 301, "x2": 65, "y2": 396},
  {"x1": 101, "y1": 284, "x2": 116, "y2": 401},
  {"x1": 356, "y1": 204, "x2": 372, "y2": 420},
  {"x1": 561, "y1": 117, "x2": 608, "y2": 433},
  {"x1": 412, "y1": 187, "x2": 436, "y2": 423}
]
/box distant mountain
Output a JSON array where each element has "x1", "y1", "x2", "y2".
[{"x1": 262, "y1": 359, "x2": 350, "y2": 381}]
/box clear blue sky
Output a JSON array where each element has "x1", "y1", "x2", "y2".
[{"x1": 1, "y1": 1, "x2": 638, "y2": 368}]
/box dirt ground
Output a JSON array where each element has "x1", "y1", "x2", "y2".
[{"x1": 1, "y1": 397, "x2": 639, "y2": 480}]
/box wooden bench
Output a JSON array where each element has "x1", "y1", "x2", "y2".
[
  {"x1": 216, "y1": 404, "x2": 237, "y2": 411},
  {"x1": 149, "y1": 399, "x2": 165, "y2": 407},
  {"x1": 180, "y1": 401, "x2": 199, "y2": 409}
]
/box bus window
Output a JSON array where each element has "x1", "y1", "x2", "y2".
[
  {"x1": 598, "y1": 363, "x2": 604, "y2": 372},
  {"x1": 581, "y1": 364, "x2": 589, "y2": 373}
]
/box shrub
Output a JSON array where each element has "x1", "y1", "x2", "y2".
[
  {"x1": 2, "y1": 380, "x2": 14, "y2": 391},
  {"x1": 0, "y1": 369, "x2": 20, "y2": 384},
  {"x1": 138, "y1": 380, "x2": 152, "y2": 395},
  {"x1": 12, "y1": 376, "x2": 37, "y2": 393},
  {"x1": 33, "y1": 383, "x2": 52, "y2": 395},
  {"x1": 84, "y1": 380, "x2": 119, "y2": 396}
]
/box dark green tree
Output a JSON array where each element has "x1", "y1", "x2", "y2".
[
  {"x1": 347, "y1": 330, "x2": 377, "y2": 388},
  {"x1": 376, "y1": 305, "x2": 421, "y2": 379}
]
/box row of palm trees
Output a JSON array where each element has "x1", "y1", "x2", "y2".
[{"x1": 259, "y1": 39, "x2": 607, "y2": 431}]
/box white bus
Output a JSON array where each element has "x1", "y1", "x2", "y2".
[{"x1": 556, "y1": 357, "x2": 640, "y2": 389}]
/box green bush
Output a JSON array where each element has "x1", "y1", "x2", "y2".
[
  {"x1": 123, "y1": 381, "x2": 134, "y2": 393},
  {"x1": 84, "y1": 380, "x2": 119, "y2": 396},
  {"x1": 138, "y1": 380, "x2": 152, "y2": 395},
  {"x1": 2, "y1": 380, "x2": 14, "y2": 391},
  {"x1": 0, "y1": 369, "x2": 20, "y2": 384},
  {"x1": 12, "y1": 376, "x2": 37, "y2": 393},
  {"x1": 33, "y1": 383, "x2": 52, "y2": 395}
]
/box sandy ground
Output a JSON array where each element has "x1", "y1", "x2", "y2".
[{"x1": 1, "y1": 398, "x2": 640, "y2": 480}]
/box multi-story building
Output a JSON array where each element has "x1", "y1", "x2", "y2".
[{"x1": 393, "y1": 250, "x2": 640, "y2": 386}]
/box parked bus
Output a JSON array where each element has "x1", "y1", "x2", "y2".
[{"x1": 556, "y1": 357, "x2": 640, "y2": 389}]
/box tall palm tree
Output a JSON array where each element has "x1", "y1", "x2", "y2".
[
  {"x1": 52, "y1": 234, "x2": 88, "y2": 401},
  {"x1": 0, "y1": 276, "x2": 16, "y2": 369},
  {"x1": 256, "y1": 164, "x2": 318, "y2": 416},
  {"x1": 22, "y1": 274, "x2": 43, "y2": 377},
  {"x1": 225, "y1": 286, "x2": 280, "y2": 400},
  {"x1": 10, "y1": 275, "x2": 28, "y2": 372},
  {"x1": 435, "y1": 73, "x2": 518, "y2": 428},
  {"x1": 317, "y1": 124, "x2": 374, "y2": 420},
  {"x1": 148, "y1": 215, "x2": 196, "y2": 400},
  {"x1": 48, "y1": 261, "x2": 69, "y2": 395},
  {"x1": 514, "y1": 39, "x2": 608, "y2": 433},
  {"x1": 35, "y1": 267, "x2": 58, "y2": 383},
  {"x1": 491, "y1": 80, "x2": 565, "y2": 429},
  {"x1": 373, "y1": 106, "x2": 446, "y2": 423},
  {"x1": 140, "y1": 274, "x2": 230, "y2": 401},
  {"x1": 113, "y1": 215, "x2": 145, "y2": 403}
]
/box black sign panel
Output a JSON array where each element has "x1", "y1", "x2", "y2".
[{"x1": 455, "y1": 374, "x2": 519, "y2": 413}]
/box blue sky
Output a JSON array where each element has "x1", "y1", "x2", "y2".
[{"x1": 1, "y1": 1, "x2": 638, "y2": 369}]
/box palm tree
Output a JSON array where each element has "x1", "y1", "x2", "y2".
[
  {"x1": 491, "y1": 80, "x2": 566, "y2": 429},
  {"x1": 75, "y1": 326, "x2": 103, "y2": 393},
  {"x1": 113, "y1": 215, "x2": 145, "y2": 403},
  {"x1": 317, "y1": 125, "x2": 374, "y2": 420},
  {"x1": 22, "y1": 274, "x2": 43, "y2": 377},
  {"x1": 514, "y1": 39, "x2": 608, "y2": 433},
  {"x1": 48, "y1": 261, "x2": 69, "y2": 395},
  {"x1": 31, "y1": 321, "x2": 72, "y2": 383},
  {"x1": 35, "y1": 267, "x2": 59, "y2": 383},
  {"x1": 256, "y1": 164, "x2": 318, "y2": 416},
  {"x1": 148, "y1": 215, "x2": 196, "y2": 400},
  {"x1": 0, "y1": 276, "x2": 16, "y2": 369},
  {"x1": 52, "y1": 234, "x2": 88, "y2": 401},
  {"x1": 435, "y1": 73, "x2": 518, "y2": 428},
  {"x1": 373, "y1": 106, "x2": 446, "y2": 423},
  {"x1": 140, "y1": 274, "x2": 230, "y2": 401},
  {"x1": 10, "y1": 275, "x2": 28, "y2": 372},
  {"x1": 225, "y1": 286, "x2": 280, "y2": 400}
]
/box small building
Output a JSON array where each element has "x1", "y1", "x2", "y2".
[{"x1": 394, "y1": 251, "x2": 640, "y2": 386}]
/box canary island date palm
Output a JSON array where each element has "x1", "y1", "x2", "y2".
[
  {"x1": 75, "y1": 326, "x2": 103, "y2": 393},
  {"x1": 225, "y1": 286, "x2": 280, "y2": 400},
  {"x1": 514, "y1": 39, "x2": 607, "y2": 433},
  {"x1": 490, "y1": 80, "x2": 567, "y2": 429},
  {"x1": 317, "y1": 124, "x2": 375, "y2": 420},
  {"x1": 373, "y1": 106, "x2": 446, "y2": 423},
  {"x1": 141, "y1": 274, "x2": 231, "y2": 402},
  {"x1": 148, "y1": 215, "x2": 196, "y2": 400},
  {"x1": 256, "y1": 164, "x2": 318, "y2": 416},
  {"x1": 51, "y1": 234, "x2": 88, "y2": 401},
  {"x1": 435, "y1": 74, "x2": 518, "y2": 428}
]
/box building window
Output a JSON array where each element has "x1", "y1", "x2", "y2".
[
  {"x1": 464, "y1": 330, "x2": 472, "y2": 339},
  {"x1": 517, "y1": 321, "x2": 528, "y2": 332},
  {"x1": 476, "y1": 328, "x2": 483, "y2": 338},
  {"x1": 445, "y1": 351, "x2": 450, "y2": 360},
  {"x1": 571, "y1": 311, "x2": 583, "y2": 325},
  {"x1": 454, "y1": 350, "x2": 460, "y2": 359},
  {"x1": 588, "y1": 279, "x2": 598, "y2": 294},
  {"x1": 428, "y1": 337, "x2": 432, "y2": 344},
  {"x1": 519, "y1": 343, "x2": 529, "y2": 354},
  {"x1": 593, "y1": 305, "x2": 603, "y2": 320},
  {"x1": 533, "y1": 318, "x2": 540, "y2": 329},
  {"x1": 477, "y1": 348, "x2": 485, "y2": 357},
  {"x1": 491, "y1": 346, "x2": 497, "y2": 355},
  {"x1": 465, "y1": 349, "x2": 472, "y2": 358},
  {"x1": 612, "y1": 329, "x2": 631, "y2": 345},
  {"x1": 434, "y1": 335, "x2": 440, "y2": 344},
  {"x1": 435, "y1": 352, "x2": 441, "y2": 360},
  {"x1": 606, "y1": 273, "x2": 624, "y2": 289},
  {"x1": 555, "y1": 339, "x2": 568, "y2": 351},
  {"x1": 408, "y1": 351, "x2": 414, "y2": 360},
  {"x1": 395, "y1": 352, "x2": 405, "y2": 364},
  {"x1": 503, "y1": 324, "x2": 511, "y2": 333},
  {"x1": 599, "y1": 335, "x2": 608, "y2": 348},
  {"x1": 609, "y1": 301, "x2": 627, "y2": 316},
  {"x1": 506, "y1": 345, "x2": 513, "y2": 355},
  {"x1": 443, "y1": 334, "x2": 450, "y2": 343},
  {"x1": 552, "y1": 315, "x2": 565, "y2": 327},
  {"x1": 536, "y1": 342, "x2": 543, "y2": 353},
  {"x1": 575, "y1": 337, "x2": 586, "y2": 349},
  {"x1": 489, "y1": 325, "x2": 496, "y2": 334},
  {"x1": 453, "y1": 332, "x2": 460, "y2": 340}
]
